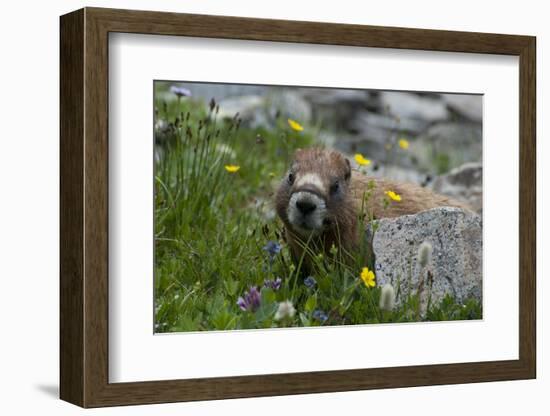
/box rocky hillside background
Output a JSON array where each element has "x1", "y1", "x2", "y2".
[
  {"x1": 154, "y1": 82, "x2": 484, "y2": 327},
  {"x1": 156, "y1": 82, "x2": 482, "y2": 213}
]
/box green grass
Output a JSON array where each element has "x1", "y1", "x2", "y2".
[{"x1": 153, "y1": 86, "x2": 481, "y2": 332}]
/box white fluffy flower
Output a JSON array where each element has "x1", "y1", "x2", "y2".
[
  {"x1": 274, "y1": 300, "x2": 296, "y2": 321},
  {"x1": 418, "y1": 241, "x2": 433, "y2": 268},
  {"x1": 379, "y1": 284, "x2": 396, "y2": 312}
]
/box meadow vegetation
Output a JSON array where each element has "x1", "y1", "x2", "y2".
[{"x1": 154, "y1": 83, "x2": 481, "y2": 332}]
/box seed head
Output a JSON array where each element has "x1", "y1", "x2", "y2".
[
  {"x1": 418, "y1": 241, "x2": 433, "y2": 268},
  {"x1": 274, "y1": 300, "x2": 296, "y2": 321},
  {"x1": 379, "y1": 284, "x2": 396, "y2": 311}
]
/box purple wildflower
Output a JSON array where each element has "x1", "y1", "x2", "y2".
[
  {"x1": 312, "y1": 309, "x2": 328, "y2": 323},
  {"x1": 237, "y1": 286, "x2": 261, "y2": 312},
  {"x1": 304, "y1": 276, "x2": 316, "y2": 289},
  {"x1": 264, "y1": 277, "x2": 282, "y2": 291},
  {"x1": 263, "y1": 241, "x2": 282, "y2": 258},
  {"x1": 170, "y1": 85, "x2": 192, "y2": 98}
]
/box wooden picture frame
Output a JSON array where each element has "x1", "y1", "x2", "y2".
[{"x1": 60, "y1": 7, "x2": 536, "y2": 408}]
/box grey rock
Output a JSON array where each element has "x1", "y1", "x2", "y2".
[
  {"x1": 298, "y1": 88, "x2": 375, "y2": 130},
  {"x1": 332, "y1": 134, "x2": 388, "y2": 164},
  {"x1": 379, "y1": 91, "x2": 449, "y2": 122},
  {"x1": 299, "y1": 88, "x2": 371, "y2": 107},
  {"x1": 269, "y1": 90, "x2": 313, "y2": 124},
  {"x1": 414, "y1": 122, "x2": 482, "y2": 173},
  {"x1": 443, "y1": 94, "x2": 483, "y2": 122},
  {"x1": 333, "y1": 135, "x2": 423, "y2": 173},
  {"x1": 345, "y1": 123, "x2": 392, "y2": 145},
  {"x1": 157, "y1": 83, "x2": 269, "y2": 105},
  {"x1": 371, "y1": 207, "x2": 482, "y2": 314},
  {"x1": 217, "y1": 95, "x2": 266, "y2": 126},
  {"x1": 182, "y1": 84, "x2": 268, "y2": 102},
  {"x1": 217, "y1": 91, "x2": 312, "y2": 129},
  {"x1": 316, "y1": 130, "x2": 338, "y2": 147},
  {"x1": 348, "y1": 111, "x2": 428, "y2": 141},
  {"x1": 361, "y1": 163, "x2": 429, "y2": 185},
  {"x1": 423, "y1": 121, "x2": 482, "y2": 147},
  {"x1": 431, "y1": 163, "x2": 483, "y2": 214}
]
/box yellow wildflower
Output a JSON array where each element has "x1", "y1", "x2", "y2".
[
  {"x1": 385, "y1": 190, "x2": 402, "y2": 202},
  {"x1": 287, "y1": 118, "x2": 304, "y2": 132},
  {"x1": 398, "y1": 138, "x2": 410, "y2": 150},
  {"x1": 354, "y1": 153, "x2": 371, "y2": 166},
  {"x1": 224, "y1": 165, "x2": 240, "y2": 173},
  {"x1": 360, "y1": 267, "x2": 376, "y2": 288}
]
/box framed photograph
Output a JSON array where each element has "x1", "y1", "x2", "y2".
[{"x1": 60, "y1": 7, "x2": 536, "y2": 408}]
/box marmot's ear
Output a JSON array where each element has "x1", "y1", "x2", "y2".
[{"x1": 344, "y1": 158, "x2": 351, "y2": 181}]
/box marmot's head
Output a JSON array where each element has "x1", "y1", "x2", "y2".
[{"x1": 275, "y1": 148, "x2": 353, "y2": 238}]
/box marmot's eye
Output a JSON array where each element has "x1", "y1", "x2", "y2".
[
  {"x1": 288, "y1": 172, "x2": 295, "y2": 185},
  {"x1": 330, "y1": 180, "x2": 340, "y2": 194}
]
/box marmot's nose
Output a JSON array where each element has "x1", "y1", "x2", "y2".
[{"x1": 296, "y1": 200, "x2": 316, "y2": 215}]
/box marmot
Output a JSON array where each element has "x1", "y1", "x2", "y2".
[{"x1": 275, "y1": 147, "x2": 468, "y2": 266}]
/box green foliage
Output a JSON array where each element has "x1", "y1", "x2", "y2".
[
  {"x1": 426, "y1": 295, "x2": 482, "y2": 321},
  {"x1": 154, "y1": 85, "x2": 482, "y2": 332},
  {"x1": 434, "y1": 152, "x2": 451, "y2": 175}
]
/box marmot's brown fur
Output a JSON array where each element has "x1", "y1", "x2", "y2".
[{"x1": 275, "y1": 147, "x2": 468, "y2": 266}]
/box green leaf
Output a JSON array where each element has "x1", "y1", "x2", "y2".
[
  {"x1": 305, "y1": 295, "x2": 317, "y2": 312},
  {"x1": 299, "y1": 312, "x2": 310, "y2": 326},
  {"x1": 223, "y1": 279, "x2": 239, "y2": 297},
  {"x1": 261, "y1": 287, "x2": 276, "y2": 304},
  {"x1": 254, "y1": 288, "x2": 278, "y2": 322}
]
